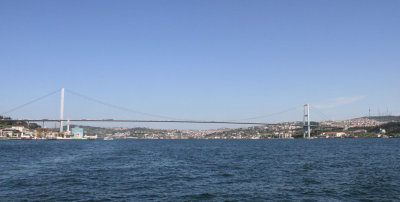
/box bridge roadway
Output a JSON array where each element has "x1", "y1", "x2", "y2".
[{"x1": 0, "y1": 119, "x2": 272, "y2": 125}]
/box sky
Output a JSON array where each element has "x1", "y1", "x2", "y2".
[{"x1": 1, "y1": 0, "x2": 399, "y2": 129}]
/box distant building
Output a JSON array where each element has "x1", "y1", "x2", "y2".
[
  {"x1": 319, "y1": 132, "x2": 347, "y2": 138},
  {"x1": 71, "y1": 127, "x2": 84, "y2": 138},
  {"x1": 354, "y1": 129, "x2": 367, "y2": 133},
  {"x1": 11, "y1": 126, "x2": 25, "y2": 132},
  {"x1": 0, "y1": 128, "x2": 23, "y2": 139}
]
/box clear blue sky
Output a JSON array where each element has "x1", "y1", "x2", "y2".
[{"x1": 1, "y1": 0, "x2": 399, "y2": 129}]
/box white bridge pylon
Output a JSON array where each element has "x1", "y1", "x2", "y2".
[
  {"x1": 303, "y1": 104, "x2": 311, "y2": 139},
  {"x1": 59, "y1": 88, "x2": 64, "y2": 133}
]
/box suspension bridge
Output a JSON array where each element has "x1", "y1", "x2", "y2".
[{"x1": 0, "y1": 88, "x2": 329, "y2": 138}]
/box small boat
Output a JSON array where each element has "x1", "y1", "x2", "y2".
[{"x1": 104, "y1": 136, "x2": 114, "y2": 140}]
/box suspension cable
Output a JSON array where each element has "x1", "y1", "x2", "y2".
[
  {"x1": 226, "y1": 105, "x2": 303, "y2": 122},
  {"x1": 1, "y1": 89, "x2": 61, "y2": 116},
  {"x1": 65, "y1": 89, "x2": 187, "y2": 121},
  {"x1": 311, "y1": 106, "x2": 333, "y2": 121}
]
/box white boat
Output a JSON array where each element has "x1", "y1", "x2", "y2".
[
  {"x1": 104, "y1": 136, "x2": 114, "y2": 140},
  {"x1": 84, "y1": 134, "x2": 98, "y2": 140}
]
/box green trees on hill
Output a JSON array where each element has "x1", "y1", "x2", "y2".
[
  {"x1": 367, "y1": 116, "x2": 400, "y2": 122},
  {"x1": 370, "y1": 122, "x2": 400, "y2": 137},
  {"x1": 0, "y1": 116, "x2": 40, "y2": 129}
]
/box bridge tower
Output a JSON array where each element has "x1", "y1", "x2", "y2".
[
  {"x1": 59, "y1": 88, "x2": 64, "y2": 133},
  {"x1": 303, "y1": 104, "x2": 310, "y2": 139}
]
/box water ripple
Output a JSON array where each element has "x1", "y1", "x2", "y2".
[{"x1": 0, "y1": 139, "x2": 399, "y2": 201}]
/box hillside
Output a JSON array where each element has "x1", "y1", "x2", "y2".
[
  {"x1": 369, "y1": 122, "x2": 400, "y2": 136},
  {"x1": 71, "y1": 125, "x2": 186, "y2": 138},
  {"x1": 0, "y1": 116, "x2": 40, "y2": 129},
  {"x1": 366, "y1": 116, "x2": 400, "y2": 122}
]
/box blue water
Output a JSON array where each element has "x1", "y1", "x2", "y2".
[{"x1": 0, "y1": 139, "x2": 399, "y2": 201}]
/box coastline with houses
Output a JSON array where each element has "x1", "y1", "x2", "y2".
[{"x1": 1, "y1": 116, "x2": 399, "y2": 140}]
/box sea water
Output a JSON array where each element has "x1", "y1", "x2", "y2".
[{"x1": 0, "y1": 139, "x2": 399, "y2": 201}]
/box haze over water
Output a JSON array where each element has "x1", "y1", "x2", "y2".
[{"x1": 1, "y1": 139, "x2": 399, "y2": 201}]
